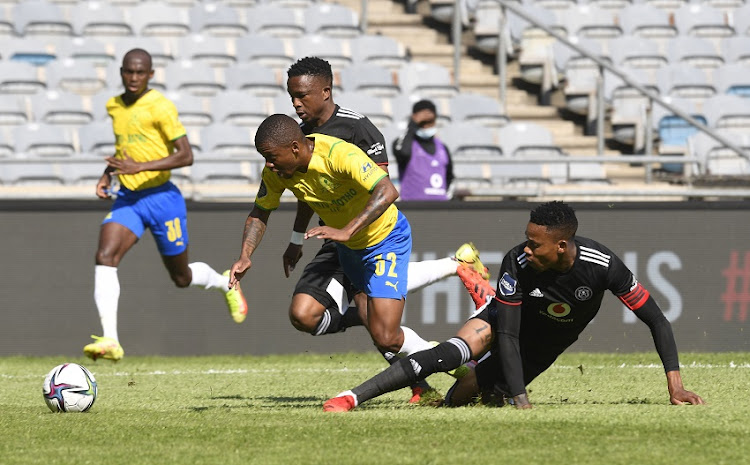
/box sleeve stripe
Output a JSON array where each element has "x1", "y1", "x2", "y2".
[
  {"x1": 368, "y1": 173, "x2": 388, "y2": 192},
  {"x1": 493, "y1": 296, "x2": 522, "y2": 306},
  {"x1": 618, "y1": 283, "x2": 650, "y2": 310}
]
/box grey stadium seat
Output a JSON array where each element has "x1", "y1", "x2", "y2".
[
  {"x1": 339, "y1": 64, "x2": 400, "y2": 98},
  {"x1": 0, "y1": 163, "x2": 66, "y2": 185},
  {"x1": 235, "y1": 34, "x2": 294, "y2": 72},
  {"x1": 552, "y1": 36, "x2": 607, "y2": 116},
  {"x1": 702, "y1": 94, "x2": 750, "y2": 132},
  {"x1": 247, "y1": 4, "x2": 305, "y2": 38},
  {"x1": 449, "y1": 93, "x2": 509, "y2": 128},
  {"x1": 438, "y1": 122, "x2": 502, "y2": 158},
  {"x1": 78, "y1": 120, "x2": 116, "y2": 156},
  {"x1": 269, "y1": 94, "x2": 299, "y2": 118},
  {"x1": 0, "y1": 61, "x2": 47, "y2": 95},
  {"x1": 303, "y1": 3, "x2": 360, "y2": 38},
  {"x1": 688, "y1": 130, "x2": 750, "y2": 175},
  {"x1": 618, "y1": 4, "x2": 677, "y2": 43},
  {"x1": 189, "y1": 2, "x2": 248, "y2": 38},
  {"x1": 224, "y1": 63, "x2": 286, "y2": 97},
  {"x1": 61, "y1": 155, "x2": 109, "y2": 185},
  {"x1": 656, "y1": 63, "x2": 715, "y2": 103},
  {"x1": 56, "y1": 37, "x2": 117, "y2": 70},
  {"x1": 46, "y1": 60, "x2": 108, "y2": 96},
  {"x1": 731, "y1": 4, "x2": 750, "y2": 36},
  {"x1": 177, "y1": 34, "x2": 238, "y2": 68},
  {"x1": 129, "y1": 2, "x2": 192, "y2": 37},
  {"x1": 210, "y1": 91, "x2": 268, "y2": 127},
  {"x1": 667, "y1": 36, "x2": 724, "y2": 70},
  {"x1": 497, "y1": 122, "x2": 563, "y2": 157},
  {"x1": 350, "y1": 35, "x2": 408, "y2": 71},
  {"x1": 70, "y1": 1, "x2": 133, "y2": 37},
  {"x1": 0, "y1": 8, "x2": 13, "y2": 39},
  {"x1": 720, "y1": 37, "x2": 750, "y2": 65},
  {"x1": 0, "y1": 95, "x2": 30, "y2": 126},
  {"x1": 12, "y1": 0, "x2": 73, "y2": 37},
  {"x1": 190, "y1": 160, "x2": 259, "y2": 183},
  {"x1": 609, "y1": 36, "x2": 667, "y2": 70},
  {"x1": 224, "y1": 63, "x2": 285, "y2": 97},
  {"x1": 673, "y1": 4, "x2": 734, "y2": 39},
  {"x1": 292, "y1": 35, "x2": 353, "y2": 72},
  {"x1": 13, "y1": 123, "x2": 76, "y2": 157},
  {"x1": 164, "y1": 91, "x2": 213, "y2": 128},
  {"x1": 0, "y1": 37, "x2": 57, "y2": 66},
  {"x1": 30, "y1": 90, "x2": 94, "y2": 126},
  {"x1": 712, "y1": 63, "x2": 750, "y2": 97},
  {"x1": 605, "y1": 67, "x2": 660, "y2": 147},
  {"x1": 165, "y1": 60, "x2": 225, "y2": 97},
  {"x1": 200, "y1": 123, "x2": 256, "y2": 158},
  {"x1": 558, "y1": 4, "x2": 622, "y2": 40},
  {"x1": 397, "y1": 62, "x2": 458, "y2": 99}
]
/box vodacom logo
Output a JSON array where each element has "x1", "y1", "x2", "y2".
[{"x1": 547, "y1": 302, "x2": 571, "y2": 318}]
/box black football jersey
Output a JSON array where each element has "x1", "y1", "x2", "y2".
[
  {"x1": 300, "y1": 105, "x2": 388, "y2": 166},
  {"x1": 495, "y1": 236, "x2": 647, "y2": 352}
]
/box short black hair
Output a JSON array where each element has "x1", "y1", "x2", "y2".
[
  {"x1": 122, "y1": 48, "x2": 152, "y2": 70},
  {"x1": 529, "y1": 201, "x2": 578, "y2": 239},
  {"x1": 412, "y1": 99, "x2": 436, "y2": 115},
  {"x1": 287, "y1": 57, "x2": 333, "y2": 87},
  {"x1": 255, "y1": 114, "x2": 304, "y2": 149}
]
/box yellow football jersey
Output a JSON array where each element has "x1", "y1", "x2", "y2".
[
  {"x1": 255, "y1": 133, "x2": 398, "y2": 250},
  {"x1": 106, "y1": 90, "x2": 186, "y2": 191}
]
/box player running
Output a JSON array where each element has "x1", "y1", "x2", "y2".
[
  {"x1": 83, "y1": 48, "x2": 247, "y2": 362},
  {"x1": 324, "y1": 201, "x2": 705, "y2": 411}
]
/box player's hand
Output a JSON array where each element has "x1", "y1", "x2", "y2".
[
  {"x1": 305, "y1": 226, "x2": 351, "y2": 243},
  {"x1": 512, "y1": 393, "x2": 533, "y2": 409},
  {"x1": 95, "y1": 174, "x2": 112, "y2": 199},
  {"x1": 106, "y1": 149, "x2": 141, "y2": 175},
  {"x1": 670, "y1": 388, "x2": 706, "y2": 405},
  {"x1": 228, "y1": 258, "x2": 252, "y2": 290},
  {"x1": 283, "y1": 243, "x2": 303, "y2": 278}
]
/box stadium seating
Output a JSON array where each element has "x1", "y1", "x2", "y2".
[
  {"x1": 235, "y1": 34, "x2": 294, "y2": 71},
  {"x1": 177, "y1": 34, "x2": 238, "y2": 68},
  {"x1": 78, "y1": 120, "x2": 116, "y2": 157},
  {"x1": 667, "y1": 36, "x2": 725, "y2": 70},
  {"x1": 224, "y1": 63, "x2": 285, "y2": 97},
  {"x1": 350, "y1": 34, "x2": 408, "y2": 70},
  {"x1": 702, "y1": 94, "x2": 750, "y2": 133},
  {"x1": 303, "y1": 3, "x2": 360, "y2": 38},
  {"x1": 0, "y1": 8, "x2": 14, "y2": 39},
  {"x1": 397, "y1": 62, "x2": 458, "y2": 98},
  {"x1": 199, "y1": 123, "x2": 257, "y2": 158},
  {"x1": 655, "y1": 63, "x2": 715, "y2": 104},
  {"x1": 247, "y1": 4, "x2": 305, "y2": 38},
  {"x1": 449, "y1": 93, "x2": 510, "y2": 128},
  {"x1": 12, "y1": 123, "x2": 76, "y2": 157},
  {"x1": 688, "y1": 130, "x2": 750, "y2": 175},
  {"x1": 339, "y1": 64, "x2": 401, "y2": 98},
  {"x1": 291, "y1": 34, "x2": 353, "y2": 71},
  {"x1": 70, "y1": 1, "x2": 133, "y2": 38},
  {"x1": 165, "y1": 91, "x2": 213, "y2": 128},
  {"x1": 334, "y1": 92, "x2": 393, "y2": 128},
  {"x1": 46, "y1": 59, "x2": 108, "y2": 95},
  {"x1": 552, "y1": 36, "x2": 606, "y2": 116},
  {"x1": 57, "y1": 37, "x2": 117, "y2": 69},
  {"x1": 438, "y1": 122, "x2": 502, "y2": 158},
  {"x1": 164, "y1": 60, "x2": 224, "y2": 96},
  {"x1": 0, "y1": 37, "x2": 57, "y2": 66},
  {"x1": 0, "y1": 95, "x2": 30, "y2": 126},
  {"x1": 713, "y1": 63, "x2": 750, "y2": 97},
  {"x1": 129, "y1": 2, "x2": 192, "y2": 37},
  {"x1": 609, "y1": 35, "x2": 668, "y2": 71},
  {"x1": 30, "y1": 90, "x2": 94, "y2": 126},
  {"x1": 497, "y1": 122, "x2": 564, "y2": 158},
  {"x1": 720, "y1": 36, "x2": 750, "y2": 65},
  {"x1": 210, "y1": 91, "x2": 269, "y2": 127},
  {"x1": 0, "y1": 61, "x2": 46, "y2": 95},
  {"x1": 189, "y1": 2, "x2": 248, "y2": 38},
  {"x1": 12, "y1": 0, "x2": 74, "y2": 38}
]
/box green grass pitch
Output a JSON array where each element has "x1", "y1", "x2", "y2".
[{"x1": 1, "y1": 352, "x2": 747, "y2": 465}]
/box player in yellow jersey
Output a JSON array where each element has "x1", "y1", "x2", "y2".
[
  {"x1": 228, "y1": 114, "x2": 438, "y2": 376},
  {"x1": 83, "y1": 49, "x2": 247, "y2": 362}
]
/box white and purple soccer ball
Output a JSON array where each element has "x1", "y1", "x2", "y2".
[{"x1": 42, "y1": 363, "x2": 98, "y2": 413}]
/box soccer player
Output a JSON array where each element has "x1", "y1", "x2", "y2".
[
  {"x1": 228, "y1": 114, "x2": 440, "y2": 383},
  {"x1": 83, "y1": 48, "x2": 247, "y2": 362},
  {"x1": 281, "y1": 57, "x2": 487, "y2": 402},
  {"x1": 323, "y1": 201, "x2": 705, "y2": 411}
]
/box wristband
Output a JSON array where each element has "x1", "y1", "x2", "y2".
[{"x1": 290, "y1": 231, "x2": 304, "y2": 245}]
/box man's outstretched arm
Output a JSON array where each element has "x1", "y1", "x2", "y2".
[{"x1": 228, "y1": 206, "x2": 271, "y2": 289}]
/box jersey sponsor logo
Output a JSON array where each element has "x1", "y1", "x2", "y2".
[
  {"x1": 575, "y1": 286, "x2": 593, "y2": 301},
  {"x1": 257, "y1": 180, "x2": 267, "y2": 198},
  {"x1": 318, "y1": 175, "x2": 339, "y2": 192},
  {"x1": 529, "y1": 288, "x2": 544, "y2": 298},
  {"x1": 367, "y1": 142, "x2": 384, "y2": 157},
  {"x1": 498, "y1": 272, "x2": 517, "y2": 296},
  {"x1": 362, "y1": 161, "x2": 373, "y2": 173},
  {"x1": 547, "y1": 302, "x2": 571, "y2": 318}
]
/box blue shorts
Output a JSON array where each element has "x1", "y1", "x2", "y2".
[
  {"x1": 336, "y1": 212, "x2": 411, "y2": 300},
  {"x1": 102, "y1": 181, "x2": 189, "y2": 256}
]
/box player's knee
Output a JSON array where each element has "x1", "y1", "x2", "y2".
[
  {"x1": 95, "y1": 249, "x2": 119, "y2": 267},
  {"x1": 170, "y1": 272, "x2": 192, "y2": 288},
  {"x1": 370, "y1": 328, "x2": 402, "y2": 353},
  {"x1": 288, "y1": 304, "x2": 320, "y2": 334}
]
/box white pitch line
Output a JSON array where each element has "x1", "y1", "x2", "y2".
[{"x1": 1, "y1": 362, "x2": 748, "y2": 380}]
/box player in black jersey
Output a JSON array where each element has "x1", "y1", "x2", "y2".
[
  {"x1": 273, "y1": 57, "x2": 486, "y2": 404},
  {"x1": 323, "y1": 201, "x2": 705, "y2": 411}
]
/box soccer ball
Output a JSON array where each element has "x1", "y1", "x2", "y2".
[{"x1": 42, "y1": 363, "x2": 98, "y2": 413}]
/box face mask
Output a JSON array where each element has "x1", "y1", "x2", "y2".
[{"x1": 415, "y1": 127, "x2": 438, "y2": 139}]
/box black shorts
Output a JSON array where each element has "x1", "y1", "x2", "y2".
[
  {"x1": 293, "y1": 240, "x2": 359, "y2": 312},
  {"x1": 471, "y1": 301, "x2": 560, "y2": 398}
]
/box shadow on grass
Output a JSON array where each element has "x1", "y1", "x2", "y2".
[{"x1": 186, "y1": 395, "x2": 326, "y2": 412}]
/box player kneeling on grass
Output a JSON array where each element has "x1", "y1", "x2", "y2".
[{"x1": 324, "y1": 201, "x2": 705, "y2": 411}]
